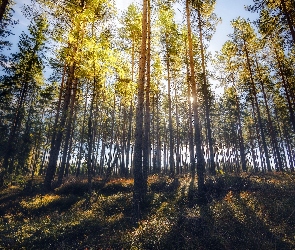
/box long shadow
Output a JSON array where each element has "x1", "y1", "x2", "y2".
[
  {"x1": 158, "y1": 196, "x2": 226, "y2": 249},
  {"x1": 157, "y1": 174, "x2": 295, "y2": 250}
]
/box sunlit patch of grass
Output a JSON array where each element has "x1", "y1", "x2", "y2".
[
  {"x1": 20, "y1": 194, "x2": 61, "y2": 210},
  {"x1": 101, "y1": 178, "x2": 133, "y2": 195},
  {"x1": 184, "y1": 205, "x2": 201, "y2": 218},
  {"x1": 108, "y1": 178, "x2": 134, "y2": 186},
  {"x1": 126, "y1": 201, "x2": 178, "y2": 249}
]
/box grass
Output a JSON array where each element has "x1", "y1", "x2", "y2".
[{"x1": 0, "y1": 172, "x2": 295, "y2": 249}]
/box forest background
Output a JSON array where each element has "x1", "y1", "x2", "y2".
[{"x1": 0, "y1": 0, "x2": 295, "y2": 248}]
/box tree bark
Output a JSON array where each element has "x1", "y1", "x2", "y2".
[
  {"x1": 186, "y1": 0, "x2": 205, "y2": 195},
  {"x1": 143, "y1": 0, "x2": 151, "y2": 191},
  {"x1": 133, "y1": 0, "x2": 148, "y2": 222},
  {"x1": 165, "y1": 33, "x2": 175, "y2": 176},
  {"x1": 57, "y1": 79, "x2": 77, "y2": 186},
  {"x1": 197, "y1": 7, "x2": 216, "y2": 176},
  {"x1": 44, "y1": 65, "x2": 75, "y2": 190}
]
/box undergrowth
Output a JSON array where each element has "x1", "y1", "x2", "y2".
[{"x1": 0, "y1": 172, "x2": 295, "y2": 249}]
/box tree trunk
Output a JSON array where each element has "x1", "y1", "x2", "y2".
[
  {"x1": 133, "y1": 0, "x2": 148, "y2": 222},
  {"x1": 233, "y1": 87, "x2": 247, "y2": 172},
  {"x1": 185, "y1": 42, "x2": 195, "y2": 178},
  {"x1": 197, "y1": 8, "x2": 216, "y2": 176},
  {"x1": 165, "y1": 33, "x2": 175, "y2": 176},
  {"x1": 44, "y1": 65, "x2": 75, "y2": 190},
  {"x1": 57, "y1": 79, "x2": 77, "y2": 186},
  {"x1": 143, "y1": 0, "x2": 151, "y2": 191},
  {"x1": 186, "y1": 0, "x2": 205, "y2": 195},
  {"x1": 156, "y1": 93, "x2": 161, "y2": 173},
  {"x1": 255, "y1": 58, "x2": 283, "y2": 171},
  {"x1": 244, "y1": 41, "x2": 272, "y2": 172},
  {"x1": 87, "y1": 75, "x2": 98, "y2": 193},
  {"x1": 76, "y1": 85, "x2": 89, "y2": 177}
]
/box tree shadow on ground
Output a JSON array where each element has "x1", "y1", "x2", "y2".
[
  {"x1": 1, "y1": 174, "x2": 295, "y2": 249},
  {"x1": 157, "y1": 174, "x2": 295, "y2": 250}
]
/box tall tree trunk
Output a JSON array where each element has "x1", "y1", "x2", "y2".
[
  {"x1": 156, "y1": 93, "x2": 161, "y2": 173},
  {"x1": 76, "y1": 85, "x2": 89, "y2": 177},
  {"x1": 185, "y1": 42, "x2": 195, "y2": 178},
  {"x1": 186, "y1": 0, "x2": 205, "y2": 194},
  {"x1": 197, "y1": 7, "x2": 215, "y2": 176},
  {"x1": 120, "y1": 107, "x2": 127, "y2": 177},
  {"x1": 165, "y1": 33, "x2": 175, "y2": 176},
  {"x1": 44, "y1": 65, "x2": 75, "y2": 190},
  {"x1": 175, "y1": 90, "x2": 180, "y2": 175},
  {"x1": 87, "y1": 76, "x2": 98, "y2": 193},
  {"x1": 233, "y1": 85, "x2": 247, "y2": 172},
  {"x1": 255, "y1": 58, "x2": 283, "y2": 171},
  {"x1": 65, "y1": 122, "x2": 75, "y2": 177},
  {"x1": 143, "y1": 0, "x2": 151, "y2": 191},
  {"x1": 126, "y1": 101, "x2": 133, "y2": 175},
  {"x1": 126, "y1": 36, "x2": 135, "y2": 175},
  {"x1": 133, "y1": 0, "x2": 148, "y2": 222},
  {"x1": 250, "y1": 98, "x2": 266, "y2": 172},
  {"x1": 57, "y1": 79, "x2": 77, "y2": 186}
]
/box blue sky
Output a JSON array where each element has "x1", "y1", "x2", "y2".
[{"x1": 210, "y1": 0, "x2": 258, "y2": 52}]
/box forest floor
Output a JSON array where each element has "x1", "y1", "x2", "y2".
[{"x1": 0, "y1": 172, "x2": 295, "y2": 249}]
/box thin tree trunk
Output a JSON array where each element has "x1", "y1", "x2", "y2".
[
  {"x1": 197, "y1": 7, "x2": 215, "y2": 176},
  {"x1": 143, "y1": 0, "x2": 151, "y2": 191},
  {"x1": 76, "y1": 85, "x2": 89, "y2": 177},
  {"x1": 87, "y1": 77, "x2": 97, "y2": 193},
  {"x1": 165, "y1": 33, "x2": 175, "y2": 176},
  {"x1": 126, "y1": 101, "x2": 133, "y2": 175},
  {"x1": 44, "y1": 65, "x2": 75, "y2": 190},
  {"x1": 185, "y1": 42, "x2": 195, "y2": 178},
  {"x1": 255, "y1": 58, "x2": 283, "y2": 171},
  {"x1": 233, "y1": 86, "x2": 247, "y2": 172},
  {"x1": 156, "y1": 93, "x2": 161, "y2": 173},
  {"x1": 57, "y1": 79, "x2": 77, "y2": 186},
  {"x1": 244, "y1": 41, "x2": 271, "y2": 172}
]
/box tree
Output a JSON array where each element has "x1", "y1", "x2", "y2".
[
  {"x1": 133, "y1": 0, "x2": 148, "y2": 222},
  {"x1": 0, "y1": 15, "x2": 48, "y2": 186},
  {"x1": 231, "y1": 18, "x2": 272, "y2": 172},
  {"x1": 186, "y1": 0, "x2": 206, "y2": 195}
]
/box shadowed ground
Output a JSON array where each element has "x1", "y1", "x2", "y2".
[{"x1": 0, "y1": 173, "x2": 295, "y2": 249}]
